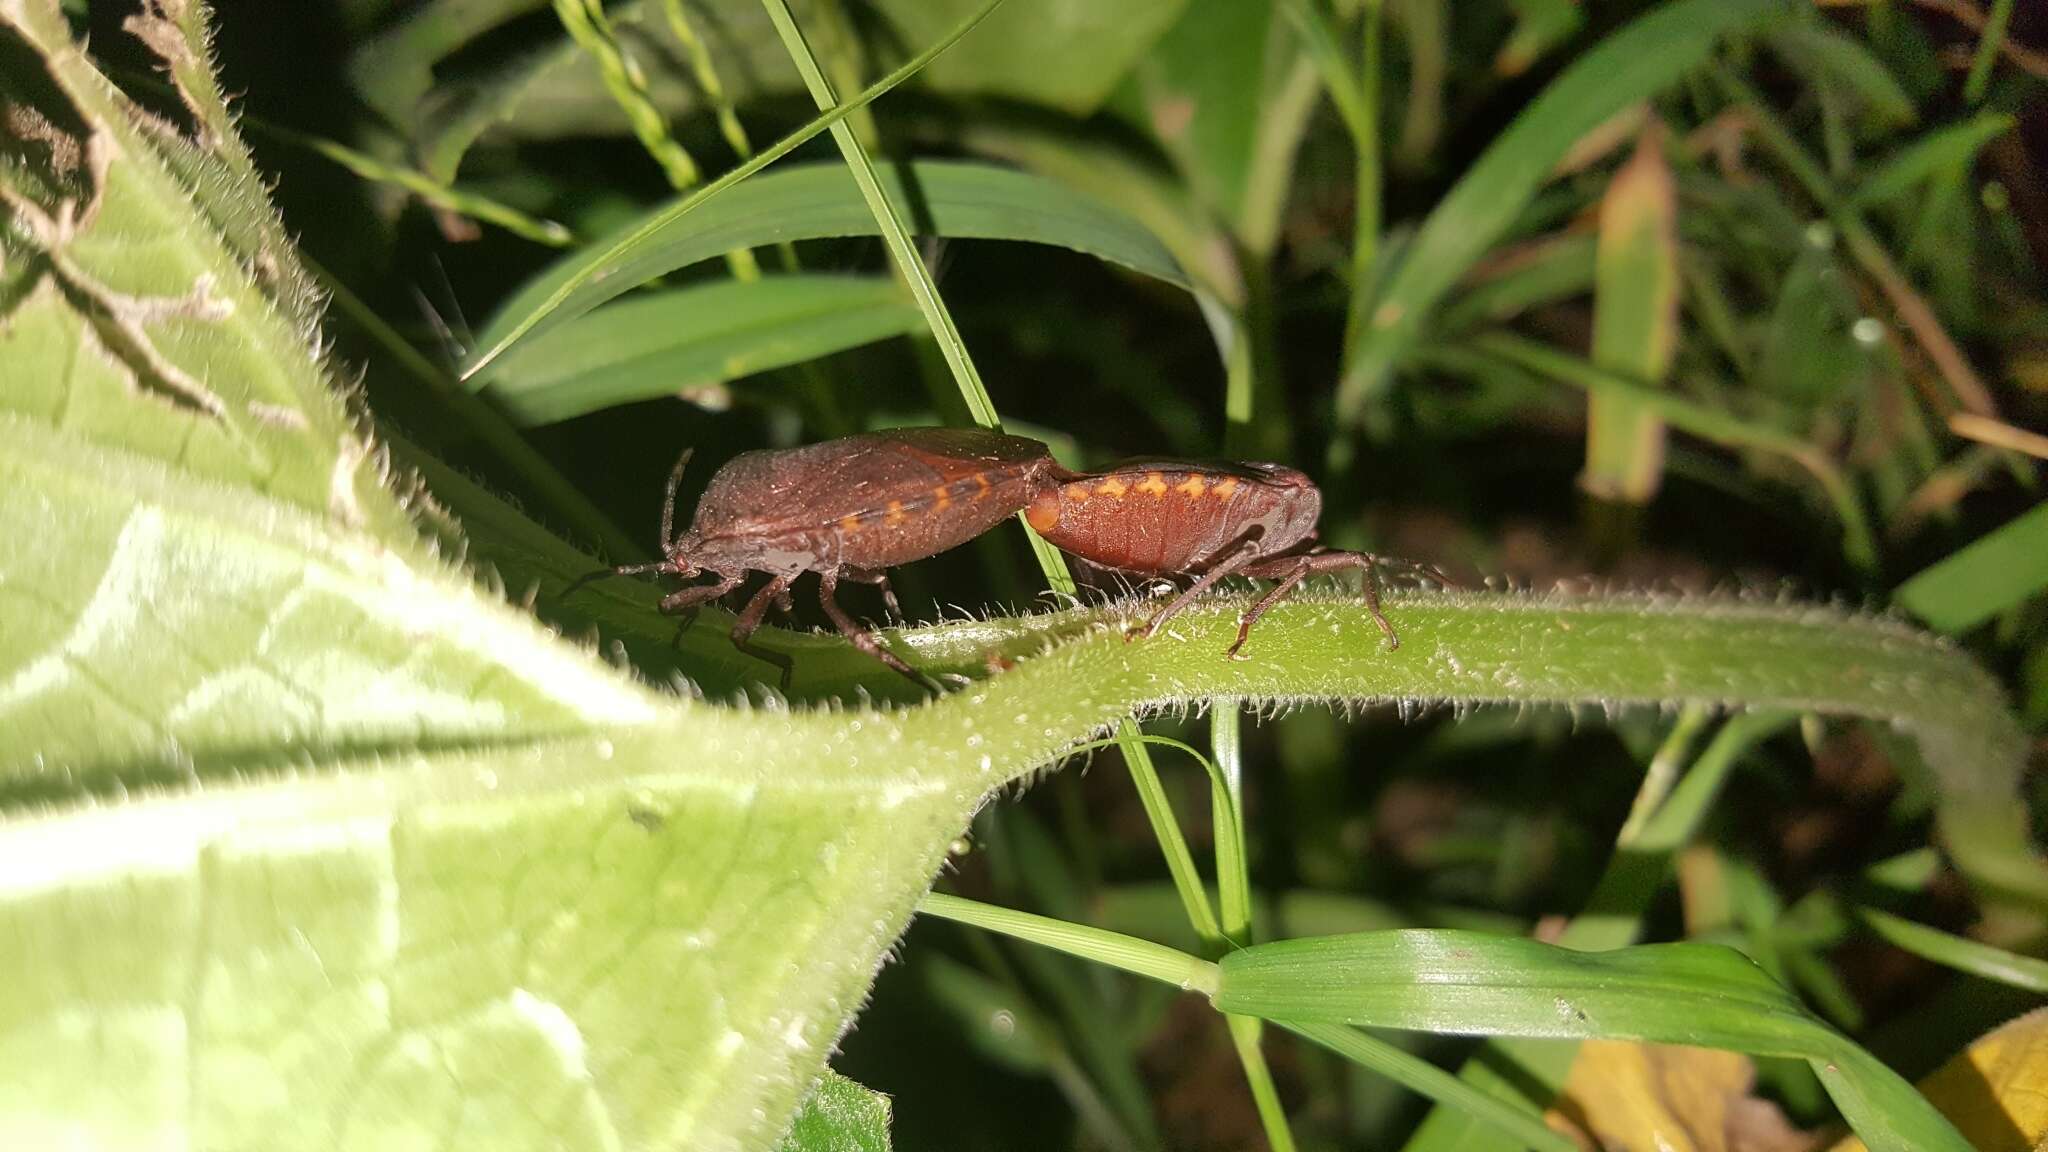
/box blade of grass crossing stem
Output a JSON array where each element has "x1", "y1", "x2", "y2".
[
  {"x1": 1217, "y1": 931, "x2": 1974, "y2": 1152},
  {"x1": 1402, "y1": 710, "x2": 1792, "y2": 1152},
  {"x1": 1612, "y1": 703, "x2": 1713, "y2": 847},
  {"x1": 1334, "y1": 0, "x2": 1783, "y2": 428},
  {"x1": 460, "y1": 0, "x2": 1005, "y2": 379},
  {"x1": 1208, "y1": 701, "x2": 1293, "y2": 1151},
  {"x1": 1894, "y1": 500, "x2": 2048, "y2": 634},
  {"x1": 1227, "y1": 1014, "x2": 1297, "y2": 1152},
  {"x1": 761, "y1": 0, "x2": 991, "y2": 426},
  {"x1": 1210, "y1": 700, "x2": 1252, "y2": 943},
  {"x1": 1583, "y1": 121, "x2": 1679, "y2": 508},
  {"x1": 1118, "y1": 737, "x2": 1225, "y2": 948},
  {"x1": 758, "y1": 0, "x2": 1078, "y2": 598}
]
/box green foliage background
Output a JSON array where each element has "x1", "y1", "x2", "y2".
[{"x1": 2, "y1": 0, "x2": 2045, "y2": 1149}]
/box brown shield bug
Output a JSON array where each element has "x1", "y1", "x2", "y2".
[
  {"x1": 569, "y1": 427, "x2": 1058, "y2": 688},
  {"x1": 1024, "y1": 460, "x2": 1448, "y2": 657}
]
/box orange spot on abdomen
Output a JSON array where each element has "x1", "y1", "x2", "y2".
[{"x1": 1026, "y1": 490, "x2": 1061, "y2": 533}]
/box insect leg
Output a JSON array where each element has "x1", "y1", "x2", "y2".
[
  {"x1": 1127, "y1": 536, "x2": 1263, "y2": 642},
  {"x1": 728, "y1": 575, "x2": 797, "y2": 691},
  {"x1": 818, "y1": 570, "x2": 927, "y2": 687},
  {"x1": 845, "y1": 568, "x2": 904, "y2": 625},
  {"x1": 1225, "y1": 559, "x2": 1312, "y2": 659},
  {"x1": 656, "y1": 573, "x2": 744, "y2": 647},
  {"x1": 1245, "y1": 550, "x2": 1399, "y2": 649},
  {"x1": 658, "y1": 573, "x2": 742, "y2": 614}
]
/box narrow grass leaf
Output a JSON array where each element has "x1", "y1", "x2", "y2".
[
  {"x1": 1857, "y1": 907, "x2": 2048, "y2": 994},
  {"x1": 1895, "y1": 501, "x2": 2048, "y2": 634},
  {"x1": 1338, "y1": 0, "x2": 1783, "y2": 420},
  {"x1": 1851, "y1": 112, "x2": 2018, "y2": 209},
  {"x1": 467, "y1": 158, "x2": 1186, "y2": 380},
  {"x1": 1438, "y1": 234, "x2": 1596, "y2": 332},
  {"x1": 1495, "y1": 0, "x2": 1583, "y2": 76},
  {"x1": 1769, "y1": 19, "x2": 1916, "y2": 127},
  {"x1": 479, "y1": 275, "x2": 923, "y2": 425}
]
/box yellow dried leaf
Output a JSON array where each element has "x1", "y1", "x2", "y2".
[
  {"x1": 1827, "y1": 1007, "x2": 2048, "y2": 1152},
  {"x1": 1547, "y1": 1039, "x2": 1815, "y2": 1152}
]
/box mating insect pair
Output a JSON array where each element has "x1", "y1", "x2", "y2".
[{"x1": 566, "y1": 427, "x2": 1448, "y2": 689}]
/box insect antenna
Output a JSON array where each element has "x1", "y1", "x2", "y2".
[
  {"x1": 660, "y1": 447, "x2": 695, "y2": 550},
  {"x1": 560, "y1": 560, "x2": 673, "y2": 601}
]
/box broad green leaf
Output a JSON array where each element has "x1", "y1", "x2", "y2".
[
  {"x1": 464, "y1": 159, "x2": 1189, "y2": 378},
  {"x1": 1338, "y1": 0, "x2": 1785, "y2": 420},
  {"x1": 1130, "y1": 0, "x2": 1273, "y2": 229},
  {"x1": 1850, "y1": 112, "x2": 2017, "y2": 208},
  {"x1": 480, "y1": 275, "x2": 923, "y2": 425},
  {"x1": 1895, "y1": 500, "x2": 2048, "y2": 634},
  {"x1": 1216, "y1": 931, "x2": 1973, "y2": 1152},
  {"x1": 869, "y1": 0, "x2": 1188, "y2": 115},
  {"x1": 776, "y1": 1071, "x2": 892, "y2": 1152}
]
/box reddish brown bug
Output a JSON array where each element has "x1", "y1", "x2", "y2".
[
  {"x1": 1025, "y1": 460, "x2": 1446, "y2": 657},
  {"x1": 568, "y1": 427, "x2": 1058, "y2": 687}
]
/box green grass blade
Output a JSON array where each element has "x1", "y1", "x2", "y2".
[
  {"x1": 459, "y1": 0, "x2": 1007, "y2": 379},
  {"x1": 478, "y1": 275, "x2": 923, "y2": 425},
  {"x1": 1217, "y1": 932, "x2": 1972, "y2": 1152},
  {"x1": 917, "y1": 894, "x2": 1218, "y2": 993},
  {"x1": 1284, "y1": 1021, "x2": 1576, "y2": 1152},
  {"x1": 1856, "y1": 907, "x2": 2048, "y2": 993},
  {"x1": 1964, "y1": 0, "x2": 2016, "y2": 102},
  {"x1": 1768, "y1": 18, "x2": 1916, "y2": 127},
  {"x1": 1895, "y1": 500, "x2": 2048, "y2": 634},
  {"x1": 1437, "y1": 233, "x2": 1596, "y2": 333},
  {"x1": 1850, "y1": 112, "x2": 2016, "y2": 209},
  {"x1": 1453, "y1": 331, "x2": 1879, "y2": 572},
  {"x1": 1336, "y1": 0, "x2": 1783, "y2": 422},
  {"x1": 465, "y1": 157, "x2": 1188, "y2": 381}
]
